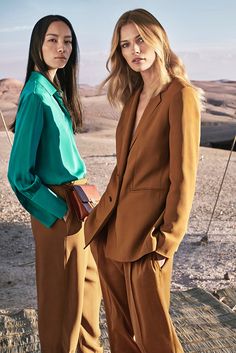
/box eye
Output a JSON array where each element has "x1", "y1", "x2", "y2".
[
  {"x1": 121, "y1": 42, "x2": 129, "y2": 49},
  {"x1": 65, "y1": 40, "x2": 72, "y2": 45},
  {"x1": 137, "y1": 37, "x2": 144, "y2": 44},
  {"x1": 48, "y1": 38, "x2": 57, "y2": 43}
]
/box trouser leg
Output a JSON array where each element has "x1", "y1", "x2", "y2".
[
  {"x1": 123, "y1": 253, "x2": 184, "y2": 353},
  {"x1": 92, "y1": 239, "x2": 141, "y2": 353},
  {"x1": 63, "y1": 227, "x2": 102, "y2": 353},
  {"x1": 31, "y1": 216, "x2": 102, "y2": 353},
  {"x1": 32, "y1": 216, "x2": 68, "y2": 353},
  {"x1": 78, "y1": 249, "x2": 103, "y2": 353},
  {"x1": 93, "y1": 235, "x2": 184, "y2": 353}
]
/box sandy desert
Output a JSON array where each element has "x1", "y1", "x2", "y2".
[
  {"x1": 0, "y1": 79, "x2": 236, "y2": 353},
  {"x1": 0, "y1": 77, "x2": 236, "y2": 309}
]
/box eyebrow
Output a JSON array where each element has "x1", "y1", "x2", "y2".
[
  {"x1": 46, "y1": 33, "x2": 72, "y2": 38},
  {"x1": 120, "y1": 34, "x2": 141, "y2": 43}
]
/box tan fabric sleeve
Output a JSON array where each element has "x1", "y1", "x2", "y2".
[{"x1": 155, "y1": 87, "x2": 201, "y2": 258}]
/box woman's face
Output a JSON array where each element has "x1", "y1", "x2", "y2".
[
  {"x1": 120, "y1": 23, "x2": 156, "y2": 73},
  {"x1": 42, "y1": 21, "x2": 73, "y2": 71}
]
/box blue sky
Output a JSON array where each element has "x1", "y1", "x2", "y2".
[{"x1": 1, "y1": 0, "x2": 236, "y2": 84}]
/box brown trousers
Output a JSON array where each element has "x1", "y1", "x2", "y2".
[
  {"x1": 31, "y1": 182, "x2": 103, "y2": 353},
  {"x1": 91, "y1": 238, "x2": 184, "y2": 353}
]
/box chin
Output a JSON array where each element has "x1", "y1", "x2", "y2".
[
  {"x1": 56, "y1": 64, "x2": 67, "y2": 70},
  {"x1": 130, "y1": 63, "x2": 152, "y2": 73},
  {"x1": 132, "y1": 67, "x2": 149, "y2": 73}
]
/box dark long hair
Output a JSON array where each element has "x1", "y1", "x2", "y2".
[{"x1": 10, "y1": 15, "x2": 82, "y2": 133}]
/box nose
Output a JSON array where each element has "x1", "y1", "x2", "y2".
[
  {"x1": 57, "y1": 42, "x2": 65, "y2": 53},
  {"x1": 132, "y1": 43, "x2": 141, "y2": 54}
]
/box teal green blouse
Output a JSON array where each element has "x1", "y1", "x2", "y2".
[{"x1": 8, "y1": 71, "x2": 86, "y2": 228}]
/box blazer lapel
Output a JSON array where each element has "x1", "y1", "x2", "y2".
[
  {"x1": 117, "y1": 80, "x2": 173, "y2": 175},
  {"x1": 117, "y1": 88, "x2": 141, "y2": 176},
  {"x1": 129, "y1": 93, "x2": 162, "y2": 150}
]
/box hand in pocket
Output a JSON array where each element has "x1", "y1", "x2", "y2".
[{"x1": 155, "y1": 253, "x2": 167, "y2": 268}]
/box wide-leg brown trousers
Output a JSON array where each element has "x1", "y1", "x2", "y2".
[
  {"x1": 31, "y1": 183, "x2": 103, "y2": 353},
  {"x1": 91, "y1": 238, "x2": 184, "y2": 353}
]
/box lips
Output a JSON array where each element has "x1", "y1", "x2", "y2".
[
  {"x1": 55, "y1": 57, "x2": 67, "y2": 60},
  {"x1": 132, "y1": 57, "x2": 145, "y2": 63}
]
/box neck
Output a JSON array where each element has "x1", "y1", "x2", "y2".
[
  {"x1": 34, "y1": 66, "x2": 57, "y2": 82},
  {"x1": 140, "y1": 63, "x2": 171, "y2": 98},
  {"x1": 47, "y1": 69, "x2": 57, "y2": 82}
]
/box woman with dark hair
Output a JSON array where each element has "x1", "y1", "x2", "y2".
[
  {"x1": 8, "y1": 15, "x2": 102, "y2": 353},
  {"x1": 84, "y1": 8, "x2": 202, "y2": 353}
]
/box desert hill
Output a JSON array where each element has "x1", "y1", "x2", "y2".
[
  {"x1": 0, "y1": 78, "x2": 236, "y2": 149},
  {"x1": 192, "y1": 80, "x2": 236, "y2": 149}
]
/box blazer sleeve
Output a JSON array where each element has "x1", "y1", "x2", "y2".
[
  {"x1": 155, "y1": 86, "x2": 201, "y2": 258},
  {"x1": 8, "y1": 92, "x2": 68, "y2": 227}
]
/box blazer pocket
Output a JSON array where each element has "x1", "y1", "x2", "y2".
[{"x1": 130, "y1": 187, "x2": 165, "y2": 191}]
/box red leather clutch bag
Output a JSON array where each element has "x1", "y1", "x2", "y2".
[{"x1": 69, "y1": 184, "x2": 100, "y2": 221}]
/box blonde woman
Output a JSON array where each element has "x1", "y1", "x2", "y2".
[{"x1": 85, "y1": 8, "x2": 201, "y2": 353}]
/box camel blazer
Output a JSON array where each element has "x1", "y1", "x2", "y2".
[{"x1": 84, "y1": 78, "x2": 201, "y2": 261}]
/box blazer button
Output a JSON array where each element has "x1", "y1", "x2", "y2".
[{"x1": 109, "y1": 196, "x2": 112, "y2": 202}]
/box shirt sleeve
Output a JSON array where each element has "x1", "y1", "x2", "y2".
[
  {"x1": 155, "y1": 86, "x2": 201, "y2": 258},
  {"x1": 8, "y1": 92, "x2": 68, "y2": 226}
]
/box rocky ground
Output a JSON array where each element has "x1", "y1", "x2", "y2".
[
  {"x1": 0, "y1": 77, "x2": 235, "y2": 313},
  {"x1": 0, "y1": 126, "x2": 235, "y2": 309}
]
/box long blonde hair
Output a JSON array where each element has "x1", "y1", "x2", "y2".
[{"x1": 103, "y1": 8, "x2": 202, "y2": 107}]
